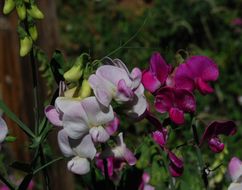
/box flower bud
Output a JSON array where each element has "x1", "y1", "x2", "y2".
[
  {"x1": 16, "y1": 2, "x2": 26, "y2": 20},
  {"x1": 20, "y1": 36, "x2": 33, "y2": 57},
  {"x1": 27, "y1": 4, "x2": 44, "y2": 19},
  {"x1": 28, "y1": 25, "x2": 38, "y2": 41},
  {"x1": 80, "y1": 79, "x2": 91, "y2": 99},
  {"x1": 64, "y1": 56, "x2": 83, "y2": 82},
  {"x1": 3, "y1": 0, "x2": 15, "y2": 15}
]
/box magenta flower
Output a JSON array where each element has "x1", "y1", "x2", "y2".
[
  {"x1": 154, "y1": 87, "x2": 196, "y2": 125},
  {"x1": 200, "y1": 121, "x2": 236, "y2": 153},
  {"x1": 175, "y1": 56, "x2": 219, "y2": 94},
  {"x1": 231, "y1": 18, "x2": 242, "y2": 26},
  {"x1": 142, "y1": 52, "x2": 171, "y2": 93},
  {"x1": 139, "y1": 172, "x2": 155, "y2": 190}
]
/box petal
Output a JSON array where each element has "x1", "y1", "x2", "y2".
[
  {"x1": 185, "y1": 56, "x2": 219, "y2": 81},
  {"x1": 96, "y1": 65, "x2": 131, "y2": 87},
  {"x1": 57, "y1": 129, "x2": 74, "y2": 157},
  {"x1": 88, "y1": 74, "x2": 113, "y2": 107},
  {"x1": 112, "y1": 58, "x2": 130, "y2": 75},
  {"x1": 89, "y1": 126, "x2": 110, "y2": 143},
  {"x1": 169, "y1": 107, "x2": 185, "y2": 125},
  {"x1": 70, "y1": 134, "x2": 96, "y2": 159},
  {"x1": 168, "y1": 151, "x2": 183, "y2": 169},
  {"x1": 174, "y1": 88, "x2": 196, "y2": 113},
  {"x1": 44, "y1": 106, "x2": 62, "y2": 127},
  {"x1": 67, "y1": 156, "x2": 90, "y2": 175},
  {"x1": 117, "y1": 79, "x2": 134, "y2": 101},
  {"x1": 142, "y1": 172, "x2": 151, "y2": 183},
  {"x1": 228, "y1": 157, "x2": 242, "y2": 182},
  {"x1": 208, "y1": 137, "x2": 224, "y2": 153},
  {"x1": 154, "y1": 87, "x2": 174, "y2": 113},
  {"x1": 200, "y1": 120, "x2": 236, "y2": 145},
  {"x1": 169, "y1": 163, "x2": 183, "y2": 177},
  {"x1": 0, "y1": 117, "x2": 8, "y2": 143},
  {"x1": 150, "y1": 52, "x2": 169, "y2": 85},
  {"x1": 105, "y1": 115, "x2": 120, "y2": 136},
  {"x1": 141, "y1": 70, "x2": 161, "y2": 93},
  {"x1": 123, "y1": 148, "x2": 137, "y2": 166},
  {"x1": 196, "y1": 77, "x2": 214, "y2": 94},
  {"x1": 174, "y1": 63, "x2": 195, "y2": 91},
  {"x1": 130, "y1": 67, "x2": 142, "y2": 90},
  {"x1": 81, "y1": 97, "x2": 114, "y2": 126},
  {"x1": 152, "y1": 130, "x2": 166, "y2": 146},
  {"x1": 143, "y1": 184, "x2": 155, "y2": 190}
]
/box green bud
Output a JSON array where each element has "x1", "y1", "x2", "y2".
[
  {"x1": 20, "y1": 36, "x2": 33, "y2": 57},
  {"x1": 16, "y1": 3, "x2": 26, "y2": 20},
  {"x1": 27, "y1": 4, "x2": 44, "y2": 19},
  {"x1": 3, "y1": 0, "x2": 15, "y2": 15},
  {"x1": 80, "y1": 79, "x2": 91, "y2": 99},
  {"x1": 28, "y1": 25, "x2": 38, "y2": 41},
  {"x1": 5, "y1": 136, "x2": 17, "y2": 142},
  {"x1": 64, "y1": 56, "x2": 84, "y2": 82}
]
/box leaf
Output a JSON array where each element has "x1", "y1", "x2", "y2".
[
  {"x1": 50, "y1": 50, "x2": 65, "y2": 84},
  {"x1": 10, "y1": 161, "x2": 32, "y2": 173},
  {"x1": 0, "y1": 100, "x2": 35, "y2": 138},
  {"x1": 18, "y1": 174, "x2": 33, "y2": 190}
]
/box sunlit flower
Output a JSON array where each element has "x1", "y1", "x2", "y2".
[
  {"x1": 200, "y1": 121, "x2": 236, "y2": 153},
  {"x1": 175, "y1": 56, "x2": 219, "y2": 94},
  {"x1": 88, "y1": 58, "x2": 147, "y2": 118}
]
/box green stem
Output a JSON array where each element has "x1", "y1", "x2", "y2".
[
  {"x1": 191, "y1": 119, "x2": 209, "y2": 189},
  {"x1": 33, "y1": 157, "x2": 63, "y2": 175}
]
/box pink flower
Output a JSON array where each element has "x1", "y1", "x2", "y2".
[
  {"x1": 168, "y1": 151, "x2": 184, "y2": 177},
  {"x1": 45, "y1": 96, "x2": 114, "y2": 142},
  {"x1": 88, "y1": 58, "x2": 147, "y2": 118},
  {"x1": 175, "y1": 56, "x2": 219, "y2": 94},
  {"x1": 139, "y1": 172, "x2": 155, "y2": 190},
  {"x1": 154, "y1": 87, "x2": 196, "y2": 125},
  {"x1": 231, "y1": 18, "x2": 242, "y2": 26},
  {"x1": 142, "y1": 52, "x2": 171, "y2": 93},
  {"x1": 228, "y1": 157, "x2": 242, "y2": 190},
  {"x1": 200, "y1": 121, "x2": 236, "y2": 153}
]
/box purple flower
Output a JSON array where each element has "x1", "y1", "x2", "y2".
[
  {"x1": 154, "y1": 87, "x2": 196, "y2": 125},
  {"x1": 231, "y1": 18, "x2": 242, "y2": 26},
  {"x1": 175, "y1": 56, "x2": 219, "y2": 95},
  {"x1": 200, "y1": 121, "x2": 236, "y2": 153},
  {"x1": 141, "y1": 52, "x2": 171, "y2": 93}
]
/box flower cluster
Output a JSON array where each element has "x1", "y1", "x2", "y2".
[
  {"x1": 45, "y1": 57, "x2": 147, "y2": 175},
  {"x1": 142, "y1": 52, "x2": 236, "y2": 177}
]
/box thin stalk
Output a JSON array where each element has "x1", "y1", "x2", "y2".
[
  {"x1": 191, "y1": 119, "x2": 209, "y2": 189},
  {"x1": 34, "y1": 157, "x2": 63, "y2": 175}
]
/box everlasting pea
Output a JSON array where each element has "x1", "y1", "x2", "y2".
[
  {"x1": 139, "y1": 172, "x2": 155, "y2": 190},
  {"x1": 58, "y1": 129, "x2": 96, "y2": 175},
  {"x1": 88, "y1": 58, "x2": 147, "y2": 118},
  {"x1": 142, "y1": 52, "x2": 171, "y2": 93},
  {"x1": 175, "y1": 56, "x2": 219, "y2": 94},
  {"x1": 154, "y1": 87, "x2": 196, "y2": 125},
  {"x1": 0, "y1": 115, "x2": 8, "y2": 147},
  {"x1": 200, "y1": 121, "x2": 236, "y2": 153}
]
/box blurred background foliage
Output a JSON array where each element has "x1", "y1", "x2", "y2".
[{"x1": 41, "y1": 0, "x2": 242, "y2": 189}]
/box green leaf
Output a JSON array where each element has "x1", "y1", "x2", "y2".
[
  {"x1": 5, "y1": 136, "x2": 17, "y2": 142},
  {"x1": 0, "y1": 100, "x2": 35, "y2": 138}
]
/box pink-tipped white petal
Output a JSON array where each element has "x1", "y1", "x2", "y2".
[
  {"x1": 57, "y1": 129, "x2": 74, "y2": 157},
  {"x1": 45, "y1": 106, "x2": 62, "y2": 127},
  {"x1": 228, "y1": 157, "x2": 242, "y2": 182},
  {"x1": 0, "y1": 117, "x2": 8, "y2": 143},
  {"x1": 89, "y1": 126, "x2": 110, "y2": 143}
]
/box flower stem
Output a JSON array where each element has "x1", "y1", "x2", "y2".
[{"x1": 191, "y1": 120, "x2": 209, "y2": 189}]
